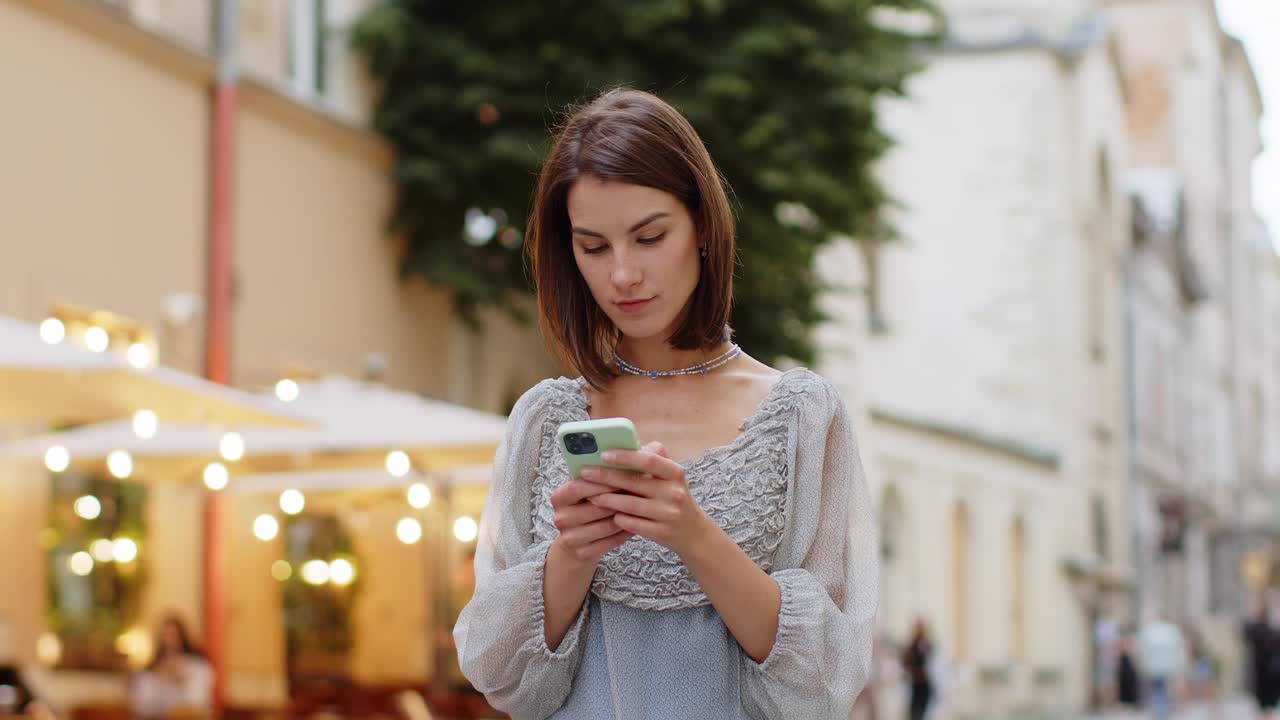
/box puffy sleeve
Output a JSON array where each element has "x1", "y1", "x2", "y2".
[
  {"x1": 182, "y1": 657, "x2": 214, "y2": 708},
  {"x1": 741, "y1": 376, "x2": 879, "y2": 718},
  {"x1": 453, "y1": 380, "x2": 590, "y2": 720}
]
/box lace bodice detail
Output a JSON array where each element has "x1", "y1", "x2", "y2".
[{"x1": 527, "y1": 368, "x2": 819, "y2": 610}]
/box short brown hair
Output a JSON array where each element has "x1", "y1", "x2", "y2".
[{"x1": 527, "y1": 88, "x2": 736, "y2": 389}]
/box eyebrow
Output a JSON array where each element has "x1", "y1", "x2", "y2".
[{"x1": 571, "y1": 211, "x2": 670, "y2": 239}]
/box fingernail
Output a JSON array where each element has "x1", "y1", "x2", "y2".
[
  {"x1": 600, "y1": 452, "x2": 616, "y2": 463},
  {"x1": 580, "y1": 468, "x2": 597, "y2": 480}
]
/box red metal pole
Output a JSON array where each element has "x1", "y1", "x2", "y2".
[{"x1": 206, "y1": 0, "x2": 238, "y2": 710}]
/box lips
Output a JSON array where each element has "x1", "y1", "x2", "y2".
[{"x1": 616, "y1": 297, "x2": 654, "y2": 313}]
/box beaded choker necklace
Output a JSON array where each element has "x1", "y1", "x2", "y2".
[{"x1": 612, "y1": 343, "x2": 742, "y2": 379}]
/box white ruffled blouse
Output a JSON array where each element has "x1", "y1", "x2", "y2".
[{"x1": 453, "y1": 367, "x2": 878, "y2": 719}]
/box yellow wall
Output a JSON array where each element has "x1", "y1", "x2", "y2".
[
  {"x1": 233, "y1": 89, "x2": 452, "y2": 394},
  {"x1": 0, "y1": 462, "x2": 50, "y2": 666}
]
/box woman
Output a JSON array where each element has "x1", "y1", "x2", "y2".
[
  {"x1": 1245, "y1": 598, "x2": 1280, "y2": 716},
  {"x1": 900, "y1": 619, "x2": 933, "y2": 720},
  {"x1": 452, "y1": 87, "x2": 878, "y2": 719},
  {"x1": 129, "y1": 615, "x2": 213, "y2": 719}
]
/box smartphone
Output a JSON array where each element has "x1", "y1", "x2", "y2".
[{"x1": 557, "y1": 417, "x2": 641, "y2": 480}]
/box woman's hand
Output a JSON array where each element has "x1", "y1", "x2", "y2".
[
  {"x1": 549, "y1": 470, "x2": 633, "y2": 568},
  {"x1": 580, "y1": 442, "x2": 714, "y2": 558}
]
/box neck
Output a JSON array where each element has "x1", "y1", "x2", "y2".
[{"x1": 613, "y1": 334, "x2": 733, "y2": 373}]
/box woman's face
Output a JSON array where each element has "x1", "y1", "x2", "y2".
[
  {"x1": 566, "y1": 176, "x2": 701, "y2": 343},
  {"x1": 161, "y1": 622, "x2": 182, "y2": 652}
]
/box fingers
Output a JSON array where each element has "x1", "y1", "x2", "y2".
[
  {"x1": 611, "y1": 512, "x2": 665, "y2": 541},
  {"x1": 551, "y1": 478, "x2": 615, "y2": 508},
  {"x1": 588, "y1": 491, "x2": 662, "y2": 520},
  {"x1": 579, "y1": 466, "x2": 655, "y2": 496},
  {"x1": 554, "y1": 500, "x2": 616, "y2": 531},
  {"x1": 599, "y1": 448, "x2": 681, "y2": 480},
  {"x1": 574, "y1": 528, "x2": 633, "y2": 563},
  {"x1": 558, "y1": 516, "x2": 625, "y2": 547}
]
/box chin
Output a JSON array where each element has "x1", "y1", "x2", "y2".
[{"x1": 613, "y1": 315, "x2": 675, "y2": 341}]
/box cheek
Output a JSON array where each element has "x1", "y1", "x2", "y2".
[{"x1": 574, "y1": 257, "x2": 610, "y2": 301}]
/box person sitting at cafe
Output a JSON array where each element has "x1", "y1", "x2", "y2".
[{"x1": 129, "y1": 614, "x2": 213, "y2": 719}]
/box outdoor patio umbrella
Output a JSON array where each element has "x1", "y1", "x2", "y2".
[
  {"x1": 0, "y1": 315, "x2": 306, "y2": 427},
  {"x1": 0, "y1": 375, "x2": 508, "y2": 481}
]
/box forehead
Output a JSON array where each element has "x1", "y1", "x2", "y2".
[{"x1": 566, "y1": 177, "x2": 683, "y2": 225}]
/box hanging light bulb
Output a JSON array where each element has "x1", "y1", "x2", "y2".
[
  {"x1": 253, "y1": 514, "x2": 279, "y2": 541},
  {"x1": 39, "y1": 318, "x2": 66, "y2": 344},
  {"x1": 68, "y1": 552, "x2": 94, "y2": 576},
  {"x1": 453, "y1": 516, "x2": 478, "y2": 543},
  {"x1": 84, "y1": 326, "x2": 110, "y2": 353},
  {"x1": 219, "y1": 432, "x2": 245, "y2": 461},
  {"x1": 132, "y1": 409, "x2": 158, "y2": 439},
  {"x1": 301, "y1": 559, "x2": 330, "y2": 585},
  {"x1": 203, "y1": 462, "x2": 229, "y2": 491},
  {"x1": 45, "y1": 446, "x2": 70, "y2": 473},
  {"x1": 329, "y1": 558, "x2": 356, "y2": 586},
  {"x1": 275, "y1": 379, "x2": 300, "y2": 402},
  {"x1": 90, "y1": 538, "x2": 115, "y2": 562},
  {"x1": 271, "y1": 560, "x2": 292, "y2": 581},
  {"x1": 74, "y1": 495, "x2": 101, "y2": 520},
  {"x1": 112, "y1": 538, "x2": 139, "y2": 563},
  {"x1": 396, "y1": 517, "x2": 422, "y2": 544},
  {"x1": 407, "y1": 482, "x2": 432, "y2": 509},
  {"x1": 107, "y1": 450, "x2": 133, "y2": 479},
  {"x1": 386, "y1": 450, "x2": 411, "y2": 478},
  {"x1": 279, "y1": 489, "x2": 305, "y2": 515},
  {"x1": 126, "y1": 342, "x2": 153, "y2": 369}
]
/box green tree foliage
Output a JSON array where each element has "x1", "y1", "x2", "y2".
[{"x1": 352, "y1": 0, "x2": 938, "y2": 364}]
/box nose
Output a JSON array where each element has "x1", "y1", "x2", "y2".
[{"x1": 610, "y1": 248, "x2": 642, "y2": 292}]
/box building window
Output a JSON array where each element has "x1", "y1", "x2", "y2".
[
  {"x1": 46, "y1": 472, "x2": 149, "y2": 671},
  {"x1": 879, "y1": 488, "x2": 906, "y2": 637},
  {"x1": 1090, "y1": 151, "x2": 1113, "y2": 362},
  {"x1": 1091, "y1": 496, "x2": 1110, "y2": 562},
  {"x1": 1011, "y1": 516, "x2": 1027, "y2": 664},
  {"x1": 283, "y1": 513, "x2": 362, "y2": 691},
  {"x1": 287, "y1": 0, "x2": 328, "y2": 98},
  {"x1": 952, "y1": 502, "x2": 970, "y2": 662}
]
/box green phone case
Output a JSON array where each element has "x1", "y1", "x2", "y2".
[{"x1": 557, "y1": 417, "x2": 641, "y2": 479}]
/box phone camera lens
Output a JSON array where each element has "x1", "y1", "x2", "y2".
[{"x1": 580, "y1": 434, "x2": 598, "y2": 454}]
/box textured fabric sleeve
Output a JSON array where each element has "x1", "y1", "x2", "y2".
[
  {"x1": 741, "y1": 377, "x2": 879, "y2": 719},
  {"x1": 453, "y1": 380, "x2": 590, "y2": 720},
  {"x1": 181, "y1": 657, "x2": 213, "y2": 708},
  {"x1": 128, "y1": 672, "x2": 166, "y2": 718}
]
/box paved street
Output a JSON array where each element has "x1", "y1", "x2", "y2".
[{"x1": 1087, "y1": 697, "x2": 1263, "y2": 720}]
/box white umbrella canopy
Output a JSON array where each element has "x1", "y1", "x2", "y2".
[
  {"x1": 228, "y1": 465, "x2": 493, "y2": 495},
  {"x1": 0, "y1": 315, "x2": 307, "y2": 427},
  {"x1": 0, "y1": 376, "x2": 509, "y2": 481}
]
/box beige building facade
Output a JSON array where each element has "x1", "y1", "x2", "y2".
[
  {"x1": 1107, "y1": 0, "x2": 1279, "y2": 690},
  {"x1": 830, "y1": 1, "x2": 1139, "y2": 715}
]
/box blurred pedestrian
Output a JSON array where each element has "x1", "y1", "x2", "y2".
[
  {"x1": 129, "y1": 614, "x2": 213, "y2": 720},
  {"x1": 901, "y1": 619, "x2": 933, "y2": 720},
  {"x1": 0, "y1": 621, "x2": 55, "y2": 720},
  {"x1": 1138, "y1": 619, "x2": 1186, "y2": 720},
  {"x1": 1182, "y1": 624, "x2": 1215, "y2": 701},
  {"x1": 1116, "y1": 630, "x2": 1141, "y2": 708},
  {"x1": 1244, "y1": 595, "x2": 1280, "y2": 717},
  {"x1": 1095, "y1": 613, "x2": 1120, "y2": 707}
]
